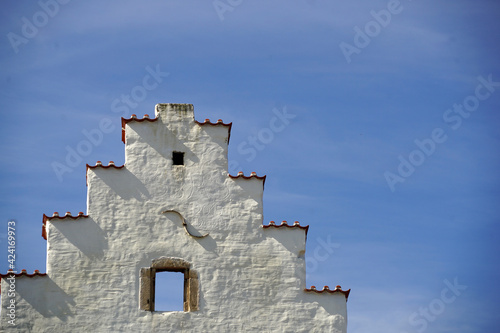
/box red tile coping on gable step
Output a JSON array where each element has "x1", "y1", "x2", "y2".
[
  {"x1": 0, "y1": 270, "x2": 47, "y2": 294},
  {"x1": 304, "y1": 285, "x2": 351, "y2": 300},
  {"x1": 195, "y1": 118, "x2": 232, "y2": 127},
  {"x1": 0, "y1": 269, "x2": 47, "y2": 278},
  {"x1": 262, "y1": 221, "x2": 309, "y2": 235},
  {"x1": 121, "y1": 114, "x2": 233, "y2": 144},
  {"x1": 121, "y1": 114, "x2": 158, "y2": 143},
  {"x1": 86, "y1": 161, "x2": 125, "y2": 169},
  {"x1": 42, "y1": 212, "x2": 89, "y2": 240},
  {"x1": 85, "y1": 161, "x2": 125, "y2": 186},
  {"x1": 229, "y1": 171, "x2": 266, "y2": 185},
  {"x1": 195, "y1": 118, "x2": 232, "y2": 143}
]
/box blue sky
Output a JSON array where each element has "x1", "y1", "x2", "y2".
[{"x1": 1, "y1": 0, "x2": 499, "y2": 331}]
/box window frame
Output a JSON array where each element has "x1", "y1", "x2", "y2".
[{"x1": 140, "y1": 257, "x2": 198, "y2": 312}]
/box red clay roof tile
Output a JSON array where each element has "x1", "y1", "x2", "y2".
[
  {"x1": 195, "y1": 118, "x2": 232, "y2": 143},
  {"x1": 0, "y1": 269, "x2": 47, "y2": 278},
  {"x1": 229, "y1": 172, "x2": 266, "y2": 186},
  {"x1": 42, "y1": 212, "x2": 89, "y2": 240},
  {"x1": 86, "y1": 161, "x2": 125, "y2": 169},
  {"x1": 121, "y1": 114, "x2": 158, "y2": 143},
  {"x1": 262, "y1": 221, "x2": 309, "y2": 235},
  {"x1": 0, "y1": 270, "x2": 47, "y2": 294},
  {"x1": 304, "y1": 285, "x2": 351, "y2": 300},
  {"x1": 121, "y1": 115, "x2": 232, "y2": 143}
]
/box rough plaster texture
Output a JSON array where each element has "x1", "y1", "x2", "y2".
[{"x1": 1, "y1": 104, "x2": 348, "y2": 332}]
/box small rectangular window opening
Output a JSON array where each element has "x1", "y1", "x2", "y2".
[
  {"x1": 154, "y1": 271, "x2": 185, "y2": 311},
  {"x1": 172, "y1": 151, "x2": 184, "y2": 165},
  {"x1": 140, "y1": 259, "x2": 198, "y2": 312}
]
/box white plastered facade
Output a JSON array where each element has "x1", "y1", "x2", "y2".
[{"x1": 1, "y1": 104, "x2": 349, "y2": 332}]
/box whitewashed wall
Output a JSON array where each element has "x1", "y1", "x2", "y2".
[{"x1": 1, "y1": 104, "x2": 348, "y2": 332}]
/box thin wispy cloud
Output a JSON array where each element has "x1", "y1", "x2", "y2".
[{"x1": 1, "y1": 1, "x2": 498, "y2": 331}]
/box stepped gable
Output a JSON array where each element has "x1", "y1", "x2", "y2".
[{"x1": 2, "y1": 103, "x2": 349, "y2": 332}]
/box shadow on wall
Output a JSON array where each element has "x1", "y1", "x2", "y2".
[
  {"x1": 193, "y1": 233, "x2": 218, "y2": 253},
  {"x1": 52, "y1": 217, "x2": 108, "y2": 260},
  {"x1": 17, "y1": 276, "x2": 75, "y2": 321},
  {"x1": 94, "y1": 168, "x2": 151, "y2": 201},
  {"x1": 131, "y1": 119, "x2": 199, "y2": 165},
  {"x1": 299, "y1": 292, "x2": 347, "y2": 317}
]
